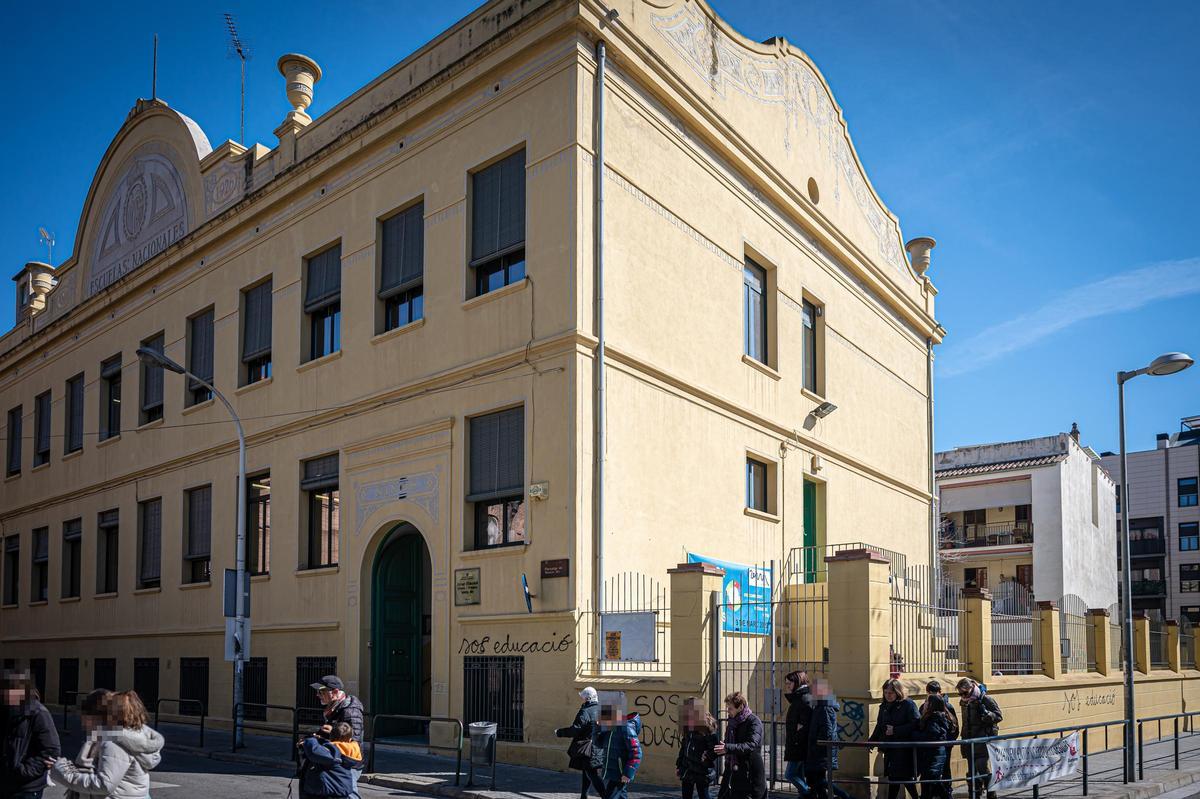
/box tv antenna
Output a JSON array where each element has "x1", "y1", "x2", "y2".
[
  {"x1": 224, "y1": 12, "x2": 251, "y2": 143},
  {"x1": 38, "y1": 228, "x2": 54, "y2": 265}
]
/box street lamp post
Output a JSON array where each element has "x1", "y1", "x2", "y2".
[
  {"x1": 1116, "y1": 351, "x2": 1193, "y2": 781},
  {"x1": 136, "y1": 347, "x2": 248, "y2": 748}
]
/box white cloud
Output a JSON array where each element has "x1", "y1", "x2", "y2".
[{"x1": 939, "y1": 257, "x2": 1200, "y2": 377}]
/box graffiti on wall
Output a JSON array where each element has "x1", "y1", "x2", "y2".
[
  {"x1": 457, "y1": 631, "x2": 572, "y2": 656},
  {"x1": 633, "y1": 693, "x2": 686, "y2": 748},
  {"x1": 1061, "y1": 689, "x2": 1117, "y2": 715},
  {"x1": 839, "y1": 699, "x2": 866, "y2": 741}
]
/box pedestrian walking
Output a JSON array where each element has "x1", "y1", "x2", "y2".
[
  {"x1": 555, "y1": 686, "x2": 603, "y2": 799},
  {"x1": 914, "y1": 694, "x2": 954, "y2": 799},
  {"x1": 310, "y1": 675, "x2": 364, "y2": 799},
  {"x1": 956, "y1": 678, "x2": 1002, "y2": 799},
  {"x1": 675, "y1": 697, "x2": 718, "y2": 799},
  {"x1": 869, "y1": 679, "x2": 919, "y2": 799},
  {"x1": 918, "y1": 680, "x2": 958, "y2": 789},
  {"x1": 298, "y1": 722, "x2": 364, "y2": 799},
  {"x1": 804, "y1": 678, "x2": 852, "y2": 799},
  {"x1": 48, "y1": 689, "x2": 164, "y2": 799},
  {"x1": 589, "y1": 701, "x2": 642, "y2": 799},
  {"x1": 782, "y1": 670, "x2": 812, "y2": 795},
  {"x1": 714, "y1": 692, "x2": 765, "y2": 799},
  {"x1": 1, "y1": 669, "x2": 61, "y2": 799}
]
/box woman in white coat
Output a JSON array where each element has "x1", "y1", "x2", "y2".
[{"x1": 48, "y1": 690, "x2": 165, "y2": 799}]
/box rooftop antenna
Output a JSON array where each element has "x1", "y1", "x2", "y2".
[
  {"x1": 38, "y1": 228, "x2": 54, "y2": 265},
  {"x1": 224, "y1": 12, "x2": 250, "y2": 143},
  {"x1": 151, "y1": 33, "x2": 158, "y2": 100}
]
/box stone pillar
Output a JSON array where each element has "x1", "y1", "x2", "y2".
[
  {"x1": 1165, "y1": 619, "x2": 1182, "y2": 672},
  {"x1": 961, "y1": 588, "x2": 993, "y2": 680},
  {"x1": 1037, "y1": 601, "x2": 1063, "y2": 678},
  {"x1": 1133, "y1": 612, "x2": 1151, "y2": 674},
  {"x1": 667, "y1": 562, "x2": 725, "y2": 693},
  {"x1": 1089, "y1": 608, "x2": 1112, "y2": 676}
]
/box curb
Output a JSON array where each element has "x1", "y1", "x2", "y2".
[
  {"x1": 165, "y1": 743, "x2": 296, "y2": 770},
  {"x1": 361, "y1": 773, "x2": 486, "y2": 798}
]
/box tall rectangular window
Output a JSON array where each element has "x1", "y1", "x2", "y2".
[
  {"x1": 33, "y1": 392, "x2": 51, "y2": 466},
  {"x1": 185, "y1": 486, "x2": 212, "y2": 584},
  {"x1": 242, "y1": 280, "x2": 273, "y2": 385},
  {"x1": 1116, "y1": 485, "x2": 1123, "y2": 513},
  {"x1": 296, "y1": 656, "x2": 337, "y2": 725},
  {"x1": 470, "y1": 150, "x2": 526, "y2": 297},
  {"x1": 179, "y1": 657, "x2": 209, "y2": 716},
  {"x1": 1181, "y1": 564, "x2": 1200, "y2": 593},
  {"x1": 140, "y1": 333, "x2": 165, "y2": 424},
  {"x1": 62, "y1": 519, "x2": 81, "y2": 599},
  {"x1": 247, "y1": 474, "x2": 271, "y2": 575},
  {"x1": 6, "y1": 405, "x2": 21, "y2": 475},
  {"x1": 802, "y1": 299, "x2": 821, "y2": 394},
  {"x1": 464, "y1": 656, "x2": 525, "y2": 742},
  {"x1": 100, "y1": 355, "x2": 122, "y2": 440},
  {"x1": 301, "y1": 456, "x2": 339, "y2": 569},
  {"x1": 305, "y1": 245, "x2": 341, "y2": 361},
  {"x1": 743, "y1": 259, "x2": 767, "y2": 364},
  {"x1": 134, "y1": 658, "x2": 160, "y2": 711},
  {"x1": 94, "y1": 658, "x2": 116, "y2": 691},
  {"x1": 65, "y1": 373, "x2": 84, "y2": 453},
  {"x1": 1182, "y1": 523, "x2": 1200, "y2": 552},
  {"x1": 746, "y1": 457, "x2": 769, "y2": 512},
  {"x1": 138, "y1": 498, "x2": 162, "y2": 589},
  {"x1": 59, "y1": 658, "x2": 79, "y2": 706},
  {"x1": 97, "y1": 509, "x2": 119, "y2": 595},
  {"x1": 30, "y1": 527, "x2": 48, "y2": 602},
  {"x1": 187, "y1": 310, "x2": 214, "y2": 406},
  {"x1": 379, "y1": 202, "x2": 424, "y2": 332},
  {"x1": 1180, "y1": 477, "x2": 1198, "y2": 508},
  {"x1": 2, "y1": 535, "x2": 19, "y2": 606},
  {"x1": 244, "y1": 657, "x2": 268, "y2": 721},
  {"x1": 468, "y1": 407, "x2": 525, "y2": 550}
]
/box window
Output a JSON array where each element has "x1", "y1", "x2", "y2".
[
  {"x1": 244, "y1": 657, "x2": 268, "y2": 721},
  {"x1": 302, "y1": 456, "x2": 339, "y2": 569},
  {"x1": 138, "y1": 498, "x2": 162, "y2": 589},
  {"x1": 1180, "y1": 477, "x2": 1198, "y2": 508},
  {"x1": 140, "y1": 333, "x2": 165, "y2": 424},
  {"x1": 65, "y1": 374, "x2": 84, "y2": 453},
  {"x1": 379, "y1": 202, "x2": 424, "y2": 332},
  {"x1": 30, "y1": 528, "x2": 48, "y2": 602},
  {"x1": 743, "y1": 259, "x2": 767, "y2": 363},
  {"x1": 94, "y1": 658, "x2": 116, "y2": 691},
  {"x1": 134, "y1": 658, "x2": 160, "y2": 711},
  {"x1": 468, "y1": 407, "x2": 525, "y2": 549},
  {"x1": 33, "y1": 392, "x2": 50, "y2": 466},
  {"x1": 464, "y1": 656, "x2": 524, "y2": 742},
  {"x1": 185, "y1": 486, "x2": 212, "y2": 584},
  {"x1": 296, "y1": 656, "x2": 336, "y2": 725},
  {"x1": 1183, "y1": 607, "x2": 1200, "y2": 624},
  {"x1": 179, "y1": 657, "x2": 209, "y2": 716},
  {"x1": 62, "y1": 519, "x2": 81, "y2": 599},
  {"x1": 1182, "y1": 564, "x2": 1200, "y2": 593},
  {"x1": 305, "y1": 245, "x2": 341, "y2": 360},
  {"x1": 1182, "y1": 523, "x2": 1200, "y2": 552},
  {"x1": 100, "y1": 355, "x2": 122, "y2": 440},
  {"x1": 2, "y1": 535, "x2": 18, "y2": 606},
  {"x1": 97, "y1": 509, "x2": 119, "y2": 595},
  {"x1": 241, "y1": 280, "x2": 273, "y2": 385},
  {"x1": 802, "y1": 299, "x2": 823, "y2": 394},
  {"x1": 247, "y1": 474, "x2": 271, "y2": 575},
  {"x1": 470, "y1": 150, "x2": 526, "y2": 296},
  {"x1": 187, "y1": 310, "x2": 214, "y2": 406},
  {"x1": 6, "y1": 405, "x2": 21, "y2": 475},
  {"x1": 1016, "y1": 564, "x2": 1033, "y2": 589},
  {"x1": 59, "y1": 658, "x2": 79, "y2": 706},
  {"x1": 964, "y1": 567, "x2": 988, "y2": 589},
  {"x1": 29, "y1": 660, "x2": 45, "y2": 701},
  {"x1": 1116, "y1": 485, "x2": 1123, "y2": 513},
  {"x1": 746, "y1": 457, "x2": 769, "y2": 512}
]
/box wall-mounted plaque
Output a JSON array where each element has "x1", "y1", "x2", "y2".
[
  {"x1": 541, "y1": 559, "x2": 570, "y2": 579},
  {"x1": 454, "y1": 568, "x2": 481, "y2": 606}
]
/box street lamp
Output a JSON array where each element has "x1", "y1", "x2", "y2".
[
  {"x1": 136, "y1": 346, "x2": 249, "y2": 747},
  {"x1": 1117, "y1": 351, "x2": 1193, "y2": 780}
]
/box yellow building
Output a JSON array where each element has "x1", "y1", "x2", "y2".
[{"x1": 0, "y1": 0, "x2": 941, "y2": 764}]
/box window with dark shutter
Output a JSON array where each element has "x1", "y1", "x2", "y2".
[
  {"x1": 100, "y1": 355, "x2": 122, "y2": 440},
  {"x1": 31, "y1": 527, "x2": 48, "y2": 602},
  {"x1": 139, "y1": 498, "x2": 162, "y2": 587},
  {"x1": 62, "y1": 519, "x2": 82, "y2": 599},
  {"x1": 34, "y1": 392, "x2": 50, "y2": 465},
  {"x1": 97, "y1": 509, "x2": 119, "y2": 595},
  {"x1": 468, "y1": 407, "x2": 524, "y2": 502},
  {"x1": 188, "y1": 311, "x2": 214, "y2": 403},
  {"x1": 141, "y1": 334, "x2": 164, "y2": 424},
  {"x1": 301, "y1": 454, "x2": 339, "y2": 491},
  {"x1": 380, "y1": 204, "x2": 424, "y2": 298},
  {"x1": 242, "y1": 280, "x2": 273, "y2": 362},
  {"x1": 304, "y1": 245, "x2": 342, "y2": 312},
  {"x1": 186, "y1": 486, "x2": 212, "y2": 560},
  {"x1": 6, "y1": 406, "x2": 21, "y2": 475},
  {"x1": 2, "y1": 535, "x2": 18, "y2": 605},
  {"x1": 471, "y1": 151, "x2": 526, "y2": 265},
  {"x1": 66, "y1": 374, "x2": 84, "y2": 453}
]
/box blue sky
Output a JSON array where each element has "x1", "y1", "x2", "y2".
[{"x1": 2, "y1": 1, "x2": 1197, "y2": 455}]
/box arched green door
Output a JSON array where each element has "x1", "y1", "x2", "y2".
[{"x1": 372, "y1": 530, "x2": 425, "y2": 719}]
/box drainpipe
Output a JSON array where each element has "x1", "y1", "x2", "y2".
[
  {"x1": 594, "y1": 39, "x2": 607, "y2": 614},
  {"x1": 928, "y1": 336, "x2": 937, "y2": 591}
]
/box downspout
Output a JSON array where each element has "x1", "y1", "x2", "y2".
[
  {"x1": 594, "y1": 39, "x2": 607, "y2": 614},
  {"x1": 928, "y1": 336, "x2": 937, "y2": 589}
]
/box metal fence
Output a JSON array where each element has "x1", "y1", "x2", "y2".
[
  {"x1": 1109, "y1": 603, "x2": 1124, "y2": 671},
  {"x1": 1150, "y1": 619, "x2": 1169, "y2": 669},
  {"x1": 463, "y1": 655, "x2": 524, "y2": 742},
  {"x1": 781, "y1": 541, "x2": 906, "y2": 585},
  {"x1": 991, "y1": 581, "x2": 1040, "y2": 674},
  {"x1": 890, "y1": 565, "x2": 963, "y2": 676},
  {"x1": 579, "y1": 572, "x2": 670, "y2": 674},
  {"x1": 1060, "y1": 594, "x2": 1089, "y2": 673},
  {"x1": 1182, "y1": 618, "x2": 1196, "y2": 668}
]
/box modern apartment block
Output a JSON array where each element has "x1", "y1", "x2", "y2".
[
  {"x1": 936, "y1": 427, "x2": 1118, "y2": 609},
  {"x1": 1099, "y1": 417, "x2": 1200, "y2": 622},
  {"x1": 0, "y1": 0, "x2": 942, "y2": 762}
]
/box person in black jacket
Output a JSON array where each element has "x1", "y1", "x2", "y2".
[
  {"x1": 675, "y1": 697, "x2": 718, "y2": 799},
  {"x1": 1, "y1": 670, "x2": 61, "y2": 799},
  {"x1": 714, "y1": 692, "x2": 765, "y2": 799},
  {"x1": 918, "y1": 681, "x2": 958, "y2": 788},
  {"x1": 804, "y1": 678, "x2": 851, "y2": 799},
  {"x1": 311, "y1": 675, "x2": 365, "y2": 799},
  {"x1": 555, "y1": 687, "x2": 603, "y2": 799},
  {"x1": 782, "y1": 670, "x2": 812, "y2": 795},
  {"x1": 915, "y1": 694, "x2": 954, "y2": 799},
  {"x1": 956, "y1": 678, "x2": 1002, "y2": 799},
  {"x1": 869, "y1": 679, "x2": 920, "y2": 799}
]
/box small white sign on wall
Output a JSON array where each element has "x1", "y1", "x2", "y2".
[{"x1": 600, "y1": 612, "x2": 657, "y2": 661}]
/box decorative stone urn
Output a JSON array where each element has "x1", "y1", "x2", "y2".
[
  {"x1": 904, "y1": 236, "x2": 937, "y2": 275},
  {"x1": 277, "y1": 53, "x2": 323, "y2": 125}
]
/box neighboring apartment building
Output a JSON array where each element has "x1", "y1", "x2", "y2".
[
  {"x1": 936, "y1": 427, "x2": 1117, "y2": 609},
  {"x1": 1099, "y1": 417, "x2": 1200, "y2": 622},
  {"x1": 0, "y1": 0, "x2": 942, "y2": 757}
]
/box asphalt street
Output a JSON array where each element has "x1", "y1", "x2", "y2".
[{"x1": 41, "y1": 748, "x2": 433, "y2": 799}]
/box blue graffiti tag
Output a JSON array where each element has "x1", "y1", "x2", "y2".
[{"x1": 839, "y1": 700, "x2": 865, "y2": 741}]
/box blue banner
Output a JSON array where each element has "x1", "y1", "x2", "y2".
[{"x1": 687, "y1": 553, "x2": 772, "y2": 635}]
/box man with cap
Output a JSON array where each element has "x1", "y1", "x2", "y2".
[
  {"x1": 312, "y1": 675, "x2": 365, "y2": 798},
  {"x1": 556, "y1": 687, "x2": 603, "y2": 799}
]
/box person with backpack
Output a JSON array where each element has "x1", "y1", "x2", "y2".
[
  {"x1": 555, "y1": 687, "x2": 603, "y2": 799},
  {"x1": 298, "y1": 722, "x2": 364, "y2": 799},
  {"x1": 869, "y1": 679, "x2": 919, "y2": 799},
  {"x1": 782, "y1": 670, "x2": 812, "y2": 796},
  {"x1": 804, "y1": 678, "x2": 851, "y2": 799},
  {"x1": 918, "y1": 680, "x2": 958, "y2": 787},
  {"x1": 675, "y1": 697, "x2": 718, "y2": 799},
  {"x1": 914, "y1": 694, "x2": 954, "y2": 799},
  {"x1": 956, "y1": 678, "x2": 1002, "y2": 799},
  {"x1": 589, "y1": 701, "x2": 642, "y2": 799}
]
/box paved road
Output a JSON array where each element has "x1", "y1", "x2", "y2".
[{"x1": 42, "y1": 748, "x2": 432, "y2": 799}]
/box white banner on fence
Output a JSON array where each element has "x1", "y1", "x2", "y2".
[{"x1": 988, "y1": 732, "x2": 1080, "y2": 793}]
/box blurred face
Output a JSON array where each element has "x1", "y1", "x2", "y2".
[
  {"x1": 811, "y1": 679, "x2": 831, "y2": 700},
  {"x1": 2, "y1": 687, "x2": 23, "y2": 707},
  {"x1": 601, "y1": 705, "x2": 623, "y2": 726},
  {"x1": 82, "y1": 713, "x2": 102, "y2": 733}
]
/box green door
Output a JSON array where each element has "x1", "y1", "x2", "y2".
[
  {"x1": 803, "y1": 480, "x2": 818, "y2": 582},
  {"x1": 372, "y1": 532, "x2": 424, "y2": 724}
]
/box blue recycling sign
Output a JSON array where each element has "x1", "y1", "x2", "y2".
[{"x1": 687, "y1": 553, "x2": 772, "y2": 635}]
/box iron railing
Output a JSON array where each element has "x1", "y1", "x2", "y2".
[
  {"x1": 232, "y1": 702, "x2": 299, "y2": 763},
  {"x1": 153, "y1": 698, "x2": 206, "y2": 747},
  {"x1": 1109, "y1": 602, "x2": 1124, "y2": 671},
  {"x1": 1132, "y1": 579, "x2": 1168, "y2": 597},
  {"x1": 580, "y1": 572, "x2": 670, "y2": 674},
  {"x1": 992, "y1": 581, "x2": 1039, "y2": 674},
  {"x1": 783, "y1": 541, "x2": 906, "y2": 584},
  {"x1": 1060, "y1": 594, "x2": 1089, "y2": 673},
  {"x1": 1182, "y1": 619, "x2": 1196, "y2": 668},
  {"x1": 367, "y1": 714, "x2": 463, "y2": 781},
  {"x1": 890, "y1": 565, "x2": 964, "y2": 676},
  {"x1": 1150, "y1": 619, "x2": 1169, "y2": 668},
  {"x1": 939, "y1": 519, "x2": 1034, "y2": 549}
]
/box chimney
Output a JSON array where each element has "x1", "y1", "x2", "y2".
[
  {"x1": 12, "y1": 261, "x2": 56, "y2": 323},
  {"x1": 1070, "y1": 422, "x2": 1080, "y2": 443},
  {"x1": 1157, "y1": 433, "x2": 1170, "y2": 450},
  {"x1": 905, "y1": 237, "x2": 936, "y2": 275}
]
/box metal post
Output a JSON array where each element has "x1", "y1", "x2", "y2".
[
  {"x1": 1137, "y1": 721, "x2": 1144, "y2": 781},
  {"x1": 1083, "y1": 727, "x2": 1089, "y2": 796},
  {"x1": 1174, "y1": 717, "x2": 1180, "y2": 769},
  {"x1": 1118, "y1": 376, "x2": 1136, "y2": 781}
]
